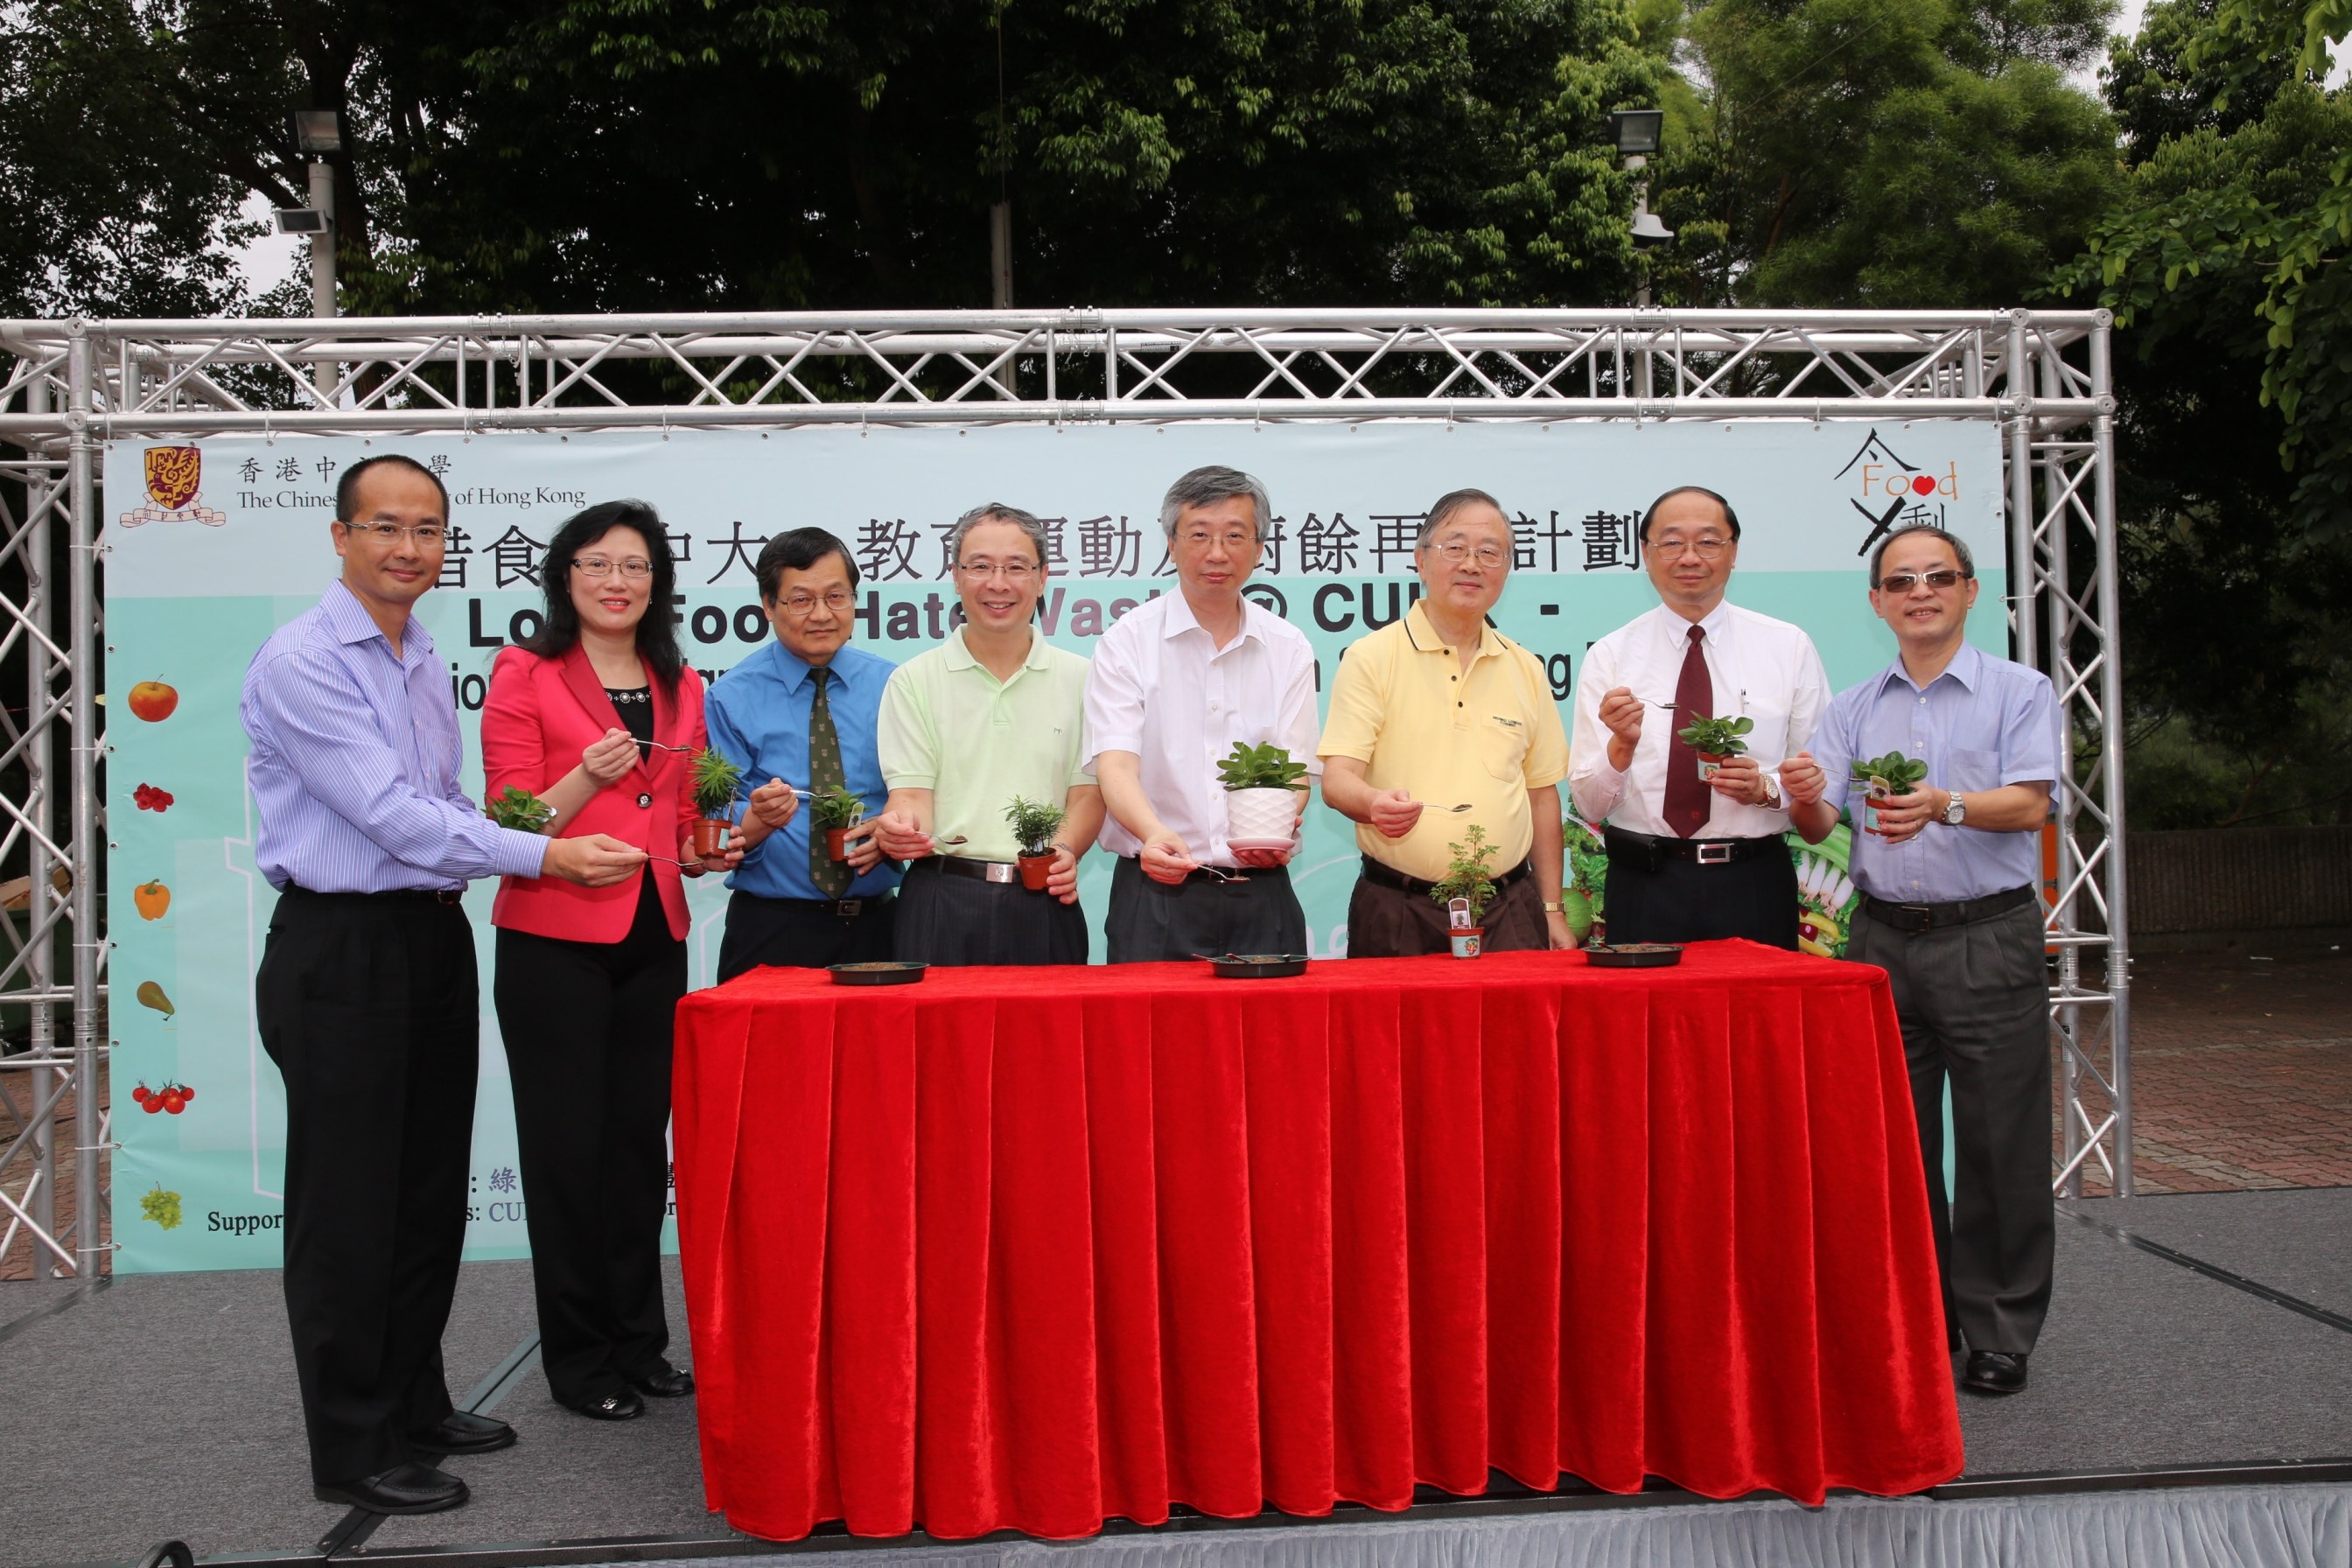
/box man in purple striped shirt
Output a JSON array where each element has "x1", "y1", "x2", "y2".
[{"x1": 242, "y1": 454, "x2": 641, "y2": 1516}]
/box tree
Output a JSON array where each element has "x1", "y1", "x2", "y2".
[{"x1": 1645, "y1": 0, "x2": 2121, "y2": 310}]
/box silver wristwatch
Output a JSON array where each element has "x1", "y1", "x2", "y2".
[{"x1": 1942, "y1": 793, "x2": 1968, "y2": 827}]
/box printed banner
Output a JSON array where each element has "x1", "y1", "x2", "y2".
[{"x1": 105, "y1": 419, "x2": 2002, "y2": 1271}]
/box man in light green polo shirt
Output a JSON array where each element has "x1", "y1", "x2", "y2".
[{"x1": 870, "y1": 503, "x2": 1102, "y2": 964}]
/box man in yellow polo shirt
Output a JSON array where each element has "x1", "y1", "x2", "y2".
[
  {"x1": 869, "y1": 504, "x2": 1102, "y2": 964},
  {"x1": 1319, "y1": 488, "x2": 1572, "y2": 956}
]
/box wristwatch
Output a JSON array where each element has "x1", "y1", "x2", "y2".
[
  {"x1": 1759, "y1": 772, "x2": 1782, "y2": 809},
  {"x1": 1942, "y1": 792, "x2": 1968, "y2": 827},
  {"x1": 1542, "y1": 900, "x2": 1565, "y2": 914}
]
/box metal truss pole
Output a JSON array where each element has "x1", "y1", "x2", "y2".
[
  {"x1": 2090, "y1": 322, "x2": 2132, "y2": 1196},
  {"x1": 26, "y1": 368, "x2": 58, "y2": 1268},
  {"x1": 66, "y1": 327, "x2": 102, "y2": 1281}
]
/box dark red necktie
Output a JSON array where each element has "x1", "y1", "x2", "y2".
[{"x1": 1663, "y1": 623, "x2": 1712, "y2": 838}]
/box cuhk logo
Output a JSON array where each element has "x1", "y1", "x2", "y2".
[{"x1": 120, "y1": 445, "x2": 228, "y2": 528}]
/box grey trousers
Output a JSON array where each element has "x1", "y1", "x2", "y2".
[{"x1": 1847, "y1": 895, "x2": 2054, "y2": 1354}]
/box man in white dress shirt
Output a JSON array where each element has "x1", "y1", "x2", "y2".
[
  {"x1": 1083, "y1": 466, "x2": 1321, "y2": 962},
  {"x1": 1569, "y1": 486, "x2": 1830, "y2": 948}
]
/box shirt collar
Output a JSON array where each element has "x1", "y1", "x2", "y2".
[
  {"x1": 1404, "y1": 600, "x2": 1500, "y2": 660},
  {"x1": 1879, "y1": 640, "x2": 1984, "y2": 696},
  {"x1": 1162, "y1": 588, "x2": 1263, "y2": 648},
  {"x1": 940, "y1": 626, "x2": 1050, "y2": 674},
  {"x1": 1653, "y1": 598, "x2": 1731, "y2": 650},
  {"x1": 322, "y1": 579, "x2": 430, "y2": 660}
]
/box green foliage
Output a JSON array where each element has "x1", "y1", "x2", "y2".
[
  {"x1": 486, "y1": 786, "x2": 557, "y2": 832},
  {"x1": 1676, "y1": 713, "x2": 1753, "y2": 756},
  {"x1": 1216, "y1": 741, "x2": 1309, "y2": 792},
  {"x1": 1649, "y1": 0, "x2": 2119, "y2": 311},
  {"x1": 1428, "y1": 823, "x2": 1502, "y2": 925},
  {"x1": 809, "y1": 785, "x2": 866, "y2": 830},
  {"x1": 1852, "y1": 752, "x2": 1929, "y2": 795},
  {"x1": 1004, "y1": 795, "x2": 1067, "y2": 857},
  {"x1": 689, "y1": 747, "x2": 746, "y2": 816}
]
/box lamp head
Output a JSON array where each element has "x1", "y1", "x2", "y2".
[
  {"x1": 1606, "y1": 108, "x2": 1664, "y2": 157},
  {"x1": 1631, "y1": 212, "x2": 1676, "y2": 246},
  {"x1": 292, "y1": 110, "x2": 343, "y2": 155}
]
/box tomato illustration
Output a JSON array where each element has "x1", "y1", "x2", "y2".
[{"x1": 131, "y1": 1082, "x2": 151, "y2": 1105}]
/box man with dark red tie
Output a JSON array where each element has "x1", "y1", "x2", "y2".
[{"x1": 1567, "y1": 486, "x2": 1831, "y2": 947}]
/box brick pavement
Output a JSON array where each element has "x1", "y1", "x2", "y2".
[{"x1": 2062, "y1": 935, "x2": 2352, "y2": 1195}]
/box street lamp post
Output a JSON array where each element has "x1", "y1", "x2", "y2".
[
  {"x1": 284, "y1": 111, "x2": 344, "y2": 401},
  {"x1": 1606, "y1": 108, "x2": 1673, "y2": 396}
]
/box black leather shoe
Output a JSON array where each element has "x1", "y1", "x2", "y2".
[
  {"x1": 1963, "y1": 1350, "x2": 2029, "y2": 1396},
  {"x1": 626, "y1": 1363, "x2": 695, "y2": 1398},
  {"x1": 567, "y1": 1389, "x2": 645, "y2": 1421},
  {"x1": 407, "y1": 1409, "x2": 516, "y2": 1455},
  {"x1": 312, "y1": 1460, "x2": 469, "y2": 1515}
]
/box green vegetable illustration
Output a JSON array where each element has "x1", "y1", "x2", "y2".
[{"x1": 140, "y1": 1185, "x2": 183, "y2": 1231}]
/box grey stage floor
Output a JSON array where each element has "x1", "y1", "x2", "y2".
[{"x1": 3, "y1": 1192, "x2": 2349, "y2": 1568}]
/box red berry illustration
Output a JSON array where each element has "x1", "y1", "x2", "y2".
[{"x1": 133, "y1": 783, "x2": 175, "y2": 812}]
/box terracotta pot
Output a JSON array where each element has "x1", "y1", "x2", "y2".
[
  {"x1": 690, "y1": 818, "x2": 729, "y2": 858},
  {"x1": 1449, "y1": 927, "x2": 1484, "y2": 959},
  {"x1": 1697, "y1": 751, "x2": 1728, "y2": 781},
  {"x1": 1017, "y1": 851, "x2": 1055, "y2": 892},
  {"x1": 824, "y1": 827, "x2": 850, "y2": 862}
]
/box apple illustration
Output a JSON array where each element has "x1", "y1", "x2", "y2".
[{"x1": 128, "y1": 679, "x2": 178, "y2": 723}]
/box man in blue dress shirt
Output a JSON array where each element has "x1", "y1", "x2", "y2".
[
  {"x1": 704, "y1": 528, "x2": 900, "y2": 980},
  {"x1": 1784, "y1": 523, "x2": 2062, "y2": 1398},
  {"x1": 243, "y1": 455, "x2": 643, "y2": 1515}
]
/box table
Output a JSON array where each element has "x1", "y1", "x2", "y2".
[{"x1": 672, "y1": 942, "x2": 1963, "y2": 1542}]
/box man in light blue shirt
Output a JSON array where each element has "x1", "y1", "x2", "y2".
[
  {"x1": 704, "y1": 528, "x2": 900, "y2": 979},
  {"x1": 1786, "y1": 523, "x2": 2061, "y2": 1398}
]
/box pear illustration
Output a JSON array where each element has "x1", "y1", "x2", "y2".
[{"x1": 136, "y1": 980, "x2": 175, "y2": 1018}]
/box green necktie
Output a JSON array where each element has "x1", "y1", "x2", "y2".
[{"x1": 808, "y1": 666, "x2": 851, "y2": 897}]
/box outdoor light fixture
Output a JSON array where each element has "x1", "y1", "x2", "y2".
[
  {"x1": 1606, "y1": 108, "x2": 1664, "y2": 158},
  {"x1": 272, "y1": 207, "x2": 330, "y2": 236},
  {"x1": 1631, "y1": 211, "x2": 1675, "y2": 245},
  {"x1": 291, "y1": 110, "x2": 343, "y2": 155}
]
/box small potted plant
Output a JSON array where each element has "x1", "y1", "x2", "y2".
[
  {"x1": 1852, "y1": 751, "x2": 1928, "y2": 835},
  {"x1": 486, "y1": 786, "x2": 556, "y2": 833},
  {"x1": 1676, "y1": 714, "x2": 1754, "y2": 780},
  {"x1": 687, "y1": 747, "x2": 746, "y2": 857},
  {"x1": 1217, "y1": 740, "x2": 1309, "y2": 849},
  {"x1": 1004, "y1": 795, "x2": 1068, "y2": 891},
  {"x1": 809, "y1": 786, "x2": 867, "y2": 862},
  {"x1": 1427, "y1": 824, "x2": 1501, "y2": 958}
]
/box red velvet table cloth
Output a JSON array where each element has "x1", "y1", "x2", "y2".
[{"x1": 671, "y1": 942, "x2": 1963, "y2": 1542}]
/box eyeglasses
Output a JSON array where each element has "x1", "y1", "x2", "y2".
[
  {"x1": 1879, "y1": 569, "x2": 1968, "y2": 593},
  {"x1": 777, "y1": 590, "x2": 854, "y2": 617},
  {"x1": 955, "y1": 559, "x2": 1040, "y2": 582},
  {"x1": 344, "y1": 522, "x2": 445, "y2": 546},
  {"x1": 1652, "y1": 534, "x2": 1731, "y2": 559},
  {"x1": 1424, "y1": 542, "x2": 1510, "y2": 570},
  {"x1": 573, "y1": 556, "x2": 653, "y2": 580},
  {"x1": 1178, "y1": 529, "x2": 1259, "y2": 551}
]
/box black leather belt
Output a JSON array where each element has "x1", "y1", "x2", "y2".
[
  {"x1": 1120, "y1": 856, "x2": 1287, "y2": 886},
  {"x1": 1359, "y1": 855, "x2": 1533, "y2": 898},
  {"x1": 1861, "y1": 885, "x2": 2036, "y2": 933},
  {"x1": 760, "y1": 892, "x2": 892, "y2": 919},
  {"x1": 1604, "y1": 825, "x2": 1781, "y2": 870},
  {"x1": 931, "y1": 855, "x2": 1022, "y2": 886},
  {"x1": 282, "y1": 882, "x2": 465, "y2": 906}
]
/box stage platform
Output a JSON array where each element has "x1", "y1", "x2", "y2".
[{"x1": 5, "y1": 1188, "x2": 2350, "y2": 1568}]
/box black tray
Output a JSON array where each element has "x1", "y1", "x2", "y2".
[
  {"x1": 1204, "y1": 954, "x2": 1310, "y2": 979},
  {"x1": 1584, "y1": 943, "x2": 1684, "y2": 969},
  {"x1": 828, "y1": 962, "x2": 928, "y2": 986}
]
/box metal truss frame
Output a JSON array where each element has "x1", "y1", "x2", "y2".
[{"x1": 0, "y1": 306, "x2": 2132, "y2": 1288}]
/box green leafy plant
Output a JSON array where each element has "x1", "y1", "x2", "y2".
[
  {"x1": 1676, "y1": 714, "x2": 1754, "y2": 757},
  {"x1": 689, "y1": 747, "x2": 746, "y2": 817},
  {"x1": 1427, "y1": 823, "x2": 1502, "y2": 927},
  {"x1": 1852, "y1": 752, "x2": 1929, "y2": 796},
  {"x1": 1004, "y1": 795, "x2": 1067, "y2": 858},
  {"x1": 809, "y1": 786, "x2": 867, "y2": 830},
  {"x1": 139, "y1": 1184, "x2": 182, "y2": 1231},
  {"x1": 1216, "y1": 741, "x2": 1310, "y2": 791},
  {"x1": 486, "y1": 786, "x2": 556, "y2": 833}
]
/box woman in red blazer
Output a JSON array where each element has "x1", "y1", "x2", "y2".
[{"x1": 480, "y1": 500, "x2": 738, "y2": 1423}]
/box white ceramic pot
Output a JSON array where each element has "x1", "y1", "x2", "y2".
[{"x1": 1225, "y1": 785, "x2": 1299, "y2": 845}]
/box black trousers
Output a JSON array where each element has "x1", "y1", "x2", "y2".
[
  {"x1": 1104, "y1": 855, "x2": 1306, "y2": 963},
  {"x1": 715, "y1": 888, "x2": 897, "y2": 982},
  {"x1": 493, "y1": 873, "x2": 686, "y2": 1408},
  {"x1": 1847, "y1": 896, "x2": 2054, "y2": 1354},
  {"x1": 1347, "y1": 867, "x2": 1549, "y2": 957},
  {"x1": 1601, "y1": 839, "x2": 1800, "y2": 949},
  {"x1": 256, "y1": 887, "x2": 476, "y2": 1484},
  {"x1": 894, "y1": 858, "x2": 1088, "y2": 965}
]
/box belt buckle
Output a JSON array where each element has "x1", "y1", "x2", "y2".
[
  {"x1": 1696, "y1": 841, "x2": 1733, "y2": 866},
  {"x1": 984, "y1": 862, "x2": 1017, "y2": 886},
  {"x1": 1900, "y1": 903, "x2": 1933, "y2": 927},
  {"x1": 836, "y1": 899, "x2": 864, "y2": 918}
]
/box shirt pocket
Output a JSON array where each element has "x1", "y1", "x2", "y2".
[
  {"x1": 1733, "y1": 689, "x2": 1789, "y2": 766},
  {"x1": 1478, "y1": 713, "x2": 1532, "y2": 782},
  {"x1": 1947, "y1": 746, "x2": 2002, "y2": 793}
]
